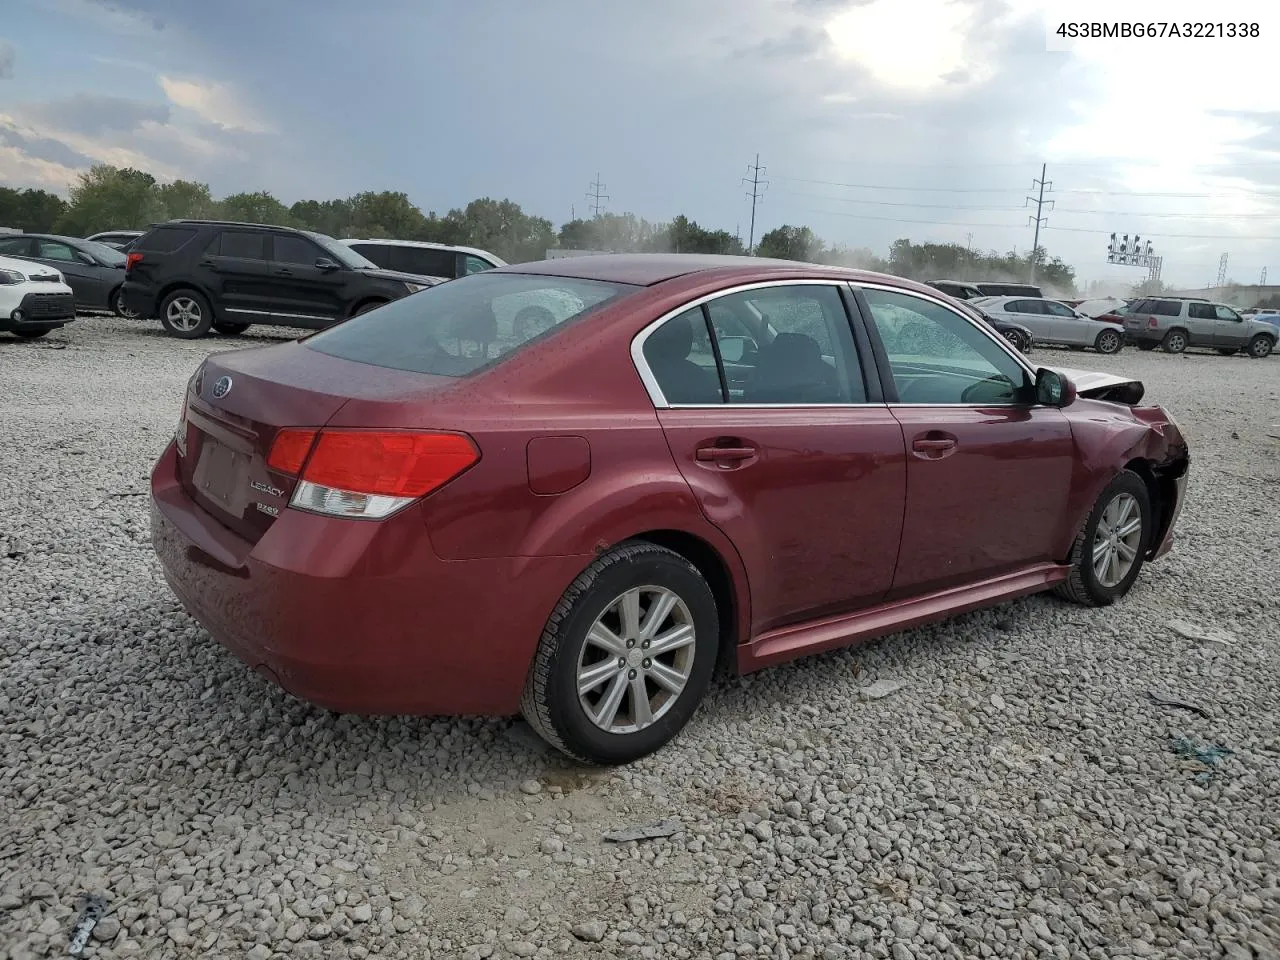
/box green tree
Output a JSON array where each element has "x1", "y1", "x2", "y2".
[
  {"x1": 158, "y1": 180, "x2": 217, "y2": 221},
  {"x1": 662, "y1": 215, "x2": 744, "y2": 254},
  {"x1": 0, "y1": 187, "x2": 67, "y2": 232},
  {"x1": 756, "y1": 225, "x2": 822, "y2": 262},
  {"x1": 347, "y1": 191, "x2": 425, "y2": 240},
  {"x1": 290, "y1": 199, "x2": 353, "y2": 237},
  {"x1": 217, "y1": 190, "x2": 291, "y2": 225},
  {"x1": 446, "y1": 198, "x2": 556, "y2": 263},
  {"x1": 55, "y1": 165, "x2": 163, "y2": 234}
]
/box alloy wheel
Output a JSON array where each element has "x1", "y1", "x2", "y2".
[
  {"x1": 1091, "y1": 492, "x2": 1143, "y2": 588},
  {"x1": 166, "y1": 297, "x2": 202, "y2": 332},
  {"x1": 575, "y1": 586, "x2": 696, "y2": 734}
]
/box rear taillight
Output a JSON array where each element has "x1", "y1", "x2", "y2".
[
  {"x1": 125, "y1": 252, "x2": 143, "y2": 272},
  {"x1": 1147, "y1": 316, "x2": 1158, "y2": 328},
  {"x1": 175, "y1": 395, "x2": 188, "y2": 455},
  {"x1": 267, "y1": 429, "x2": 479, "y2": 520}
]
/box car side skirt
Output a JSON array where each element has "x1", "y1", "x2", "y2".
[{"x1": 739, "y1": 562, "x2": 1069, "y2": 673}]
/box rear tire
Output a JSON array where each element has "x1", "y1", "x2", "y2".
[
  {"x1": 1161, "y1": 329, "x2": 1188, "y2": 354},
  {"x1": 110, "y1": 286, "x2": 137, "y2": 319},
  {"x1": 158, "y1": 289, "x2": 213, "y2": 339},
  {"x1": 1247, "y1": 334, "x2": 1274, "y2": 359},
  {"x1": 1055, "y1": 469, "x2": 1152, "y2": 607},
  {"x1": 1094, "y1": 328, "x2": 1123, "y2": 354},
  {"x1": 213, "y1": 322, "x2": 250, "y2": 336},
  {"x1": 13, "y1": 329, "x2": 49, "y2": 339},
  {"x1": 521, "y1": 542, "x2": 719, "y2": 765}
]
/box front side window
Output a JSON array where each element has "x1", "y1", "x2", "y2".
[
  {"x1": 1214, "y1": 305, "x2": 1242, "y2": 321},
  {"x1": 861, "y1": 288, "x2": 1028, "y2": 405},
  {"x1": 0, "y1": 237, "x2": 31, "y2": 255},
  {"x1": 464, "y1": 255, "x2": 494, "y2": 275},
  {"x1": 1007, "y1": 300, "x2": 1041, "y2": 314},
  {"x1": 36, "y1": 240, "x2": 78, "y2": 262},
  {"x1": 307, "y1": 273, "x2": 634, "y2": 376},
  {"x1": 1188, "y1": 303, "x2": 1215, "y2": 320},
  {"x1": 1044, "y1": 301, "x2": 1076, "y2": 318},
  {"x1": 272, "y1": 234, "x2": 324, "y2": 265}
]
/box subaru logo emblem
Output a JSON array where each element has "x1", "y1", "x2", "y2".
[{"x1": 211, "y1": 376, "x2": 233, "y2": 399}]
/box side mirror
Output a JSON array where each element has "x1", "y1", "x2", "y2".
[
  {"x1": 74, "y1": 251, "x2": 96, "y2": 265},
  {"x1": 1036, "y1": 368, "x2": 1077, "y2": 408},
  {"x1": 717, "y1": 336, "x2": 757, "y2": 363},
  {"x1": 315, "y1": 257, "x2": 341, "y2": 272}
]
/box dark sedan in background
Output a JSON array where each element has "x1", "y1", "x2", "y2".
[{"x1": 0, "y1": 233, "x2": 134, "y2": 316}]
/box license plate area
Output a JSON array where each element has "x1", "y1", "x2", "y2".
[{"x1": 192, "y1": 437, "x2": 248, "y2": 514}]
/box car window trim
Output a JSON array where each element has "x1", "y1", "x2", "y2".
[
  {"x1": 630, "y1": 278, "x2": 878, "y2": 409},
  {"x1": 213, "y1": 228, "x2": 268, "y2": 261},
  {"x1": 848, "y1": 280, "x2": 1039, "y2": 408}
]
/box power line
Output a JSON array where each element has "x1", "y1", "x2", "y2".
[
  {"x1": 1026, "y1": 163, "x2": 1053, "y2": 284},
  {"x1": 586, "y1": 173, "x2": 609, "y2": 217},
  {"x1": 772, "y1": 174, "x2": 1280, "y2": 199},
  {"x1": 741, "y1": 153, "x2": 768, "y2": 253}
]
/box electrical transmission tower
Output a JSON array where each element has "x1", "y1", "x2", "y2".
[
  {"x1": 741, "y1": 154, "x2": 769, "y2": 254},
  {"x1": 1261, "y1": 267, "x2": 1267, "y2": 286},
  {"x1": 1025, "y1": 163, "x2": 1054, "y2": 284},
  {"x1": 1216, "y1": 253, "x2": 1228, "y2": 288},
  {"x1": 586, "y1": 174, "x2": 609, "y2": 217}
]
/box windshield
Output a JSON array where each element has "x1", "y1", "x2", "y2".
[
  {"x1": 306, "y1": 272, "x2": 635, "y2": 376},
  {"x1": 305, "y1": 232, "x2": 379, "y2": 269},
  {"x1": 81, "y1": 240, "x2": 126, "y2": 265}
]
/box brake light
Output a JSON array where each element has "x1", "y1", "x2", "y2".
[
  {"x1": 1148, "y1": 316, "x2": 1158, "y2": 328},
  {"x1": 281, "y1": 430, "x2": 479, "y2": 519},
  {"x1": 267, "y1": 428, "x2": 319, "y2": 475},
  {"x1": 125, "y1": 252, "x2": 143, "y2": 272}
]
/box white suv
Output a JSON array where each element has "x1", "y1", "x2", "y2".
[
  {"x1": 341, "y1": 239, "x2": 505, "y2": 280},
  {"x1": 0, "y1": 254, "x2": 77, "y2": 339}
]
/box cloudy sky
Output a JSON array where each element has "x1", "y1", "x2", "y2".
[{"x1": 3, "y1": 0, "x2": 1279, "y2": 288}]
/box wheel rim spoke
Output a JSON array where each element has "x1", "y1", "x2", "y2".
[
  {"x1": 593, "y1": 672, "x2": 628, "y2": 729},
  {"x1": 639, "y1": 592, "x2": 678, "y2": 641},
  {"x1": 647, "y1": 659, "x2": 688, "y2": 695},
  {"x1": 629, "y1": 675, "x2": 652, "y2": 727},
  {"x1": 1116, "y1": 540, "x2": 1137, "y2": 562},
  {"x1": 577, "y1": 659, "x2": 619, "y2": 696},
  {"x1": 618, "y1": 589, "x2": 642, "y2": 638},
  {"x1": 647, "y1": 624, "x2": 694, "y2": 658},
  {"x1": 586, "y1": 622, "x2": 626, "y2": 657}
]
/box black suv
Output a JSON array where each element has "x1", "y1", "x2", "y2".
[{"x1": 121, "y1": 220, "x2": 443, "y2": 338}]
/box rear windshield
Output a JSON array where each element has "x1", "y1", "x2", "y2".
[
  {"x1": 136, "y1": 226, "x2": 197, "y2": 253},
  {"x1": 306, "y1": 272, "x2": 636, "y2": 376}
]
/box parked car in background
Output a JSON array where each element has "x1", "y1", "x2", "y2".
[
  {"x1": 122, "y1": 220, "x2": 445, "y2": 338},
  {"x1": 926, "y1": 279, "x2": 985, "y2": 300},
  {"x1": 151, "y1": 254, "x2": 1189, "y2": 763},
  {"x1": 975, "y1": 281, "x2": 1043, "y2": 298},
  {"x1": 0, "y1": 233, "x2": 133, "y2": 316},
  {"x1": 87, "y1": 230, "x2": 144, "y2": 250},
  {"x1": 1251, "y1": 308, "x2": 1280, "y2": 335},
  {"x1": 975, "y1": 296, "x2": 1125, "y2": 353},
  {"x1": 1124, "y1": 297, "x2": 1276, "y2": 357},
  {"x1": 1071, "y1": 297, "x2": 1129, "y2": 319},
  {"x1": 952, "y1": 296, "x2": 1034, "y2": 352},
  {"x1": 341, "y1": 239, "x2": 506, "y2": 280},
  {"x1": 0, "y1": 253, "x2": 77, "y2": 338}
]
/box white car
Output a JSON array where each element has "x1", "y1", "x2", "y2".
[
  {"x1": 0, "y1": 254, "x2": 77, "y2": 339},
  {"x1": 974, "y1": 295, "x2": 1126, "y2": 354},
  {"x1": 340, "y1": 239, "x2": 506, "y2": 280}
]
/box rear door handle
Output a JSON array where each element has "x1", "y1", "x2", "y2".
[
  {"x1": 696, "y1": 444, "x2": 757, "y2": 464},
  {"x1": 272, "y1": 268, "x2": 293, "y2": 276},
  {"x1": 912, "y1": 433, "x2": 958, "y2": 459}
]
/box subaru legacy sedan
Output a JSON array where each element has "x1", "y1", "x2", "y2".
[{"x1": 151, "y1": 255, "x2": 1189, "y2": 764}]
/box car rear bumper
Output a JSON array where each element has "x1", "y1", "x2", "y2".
[
  {"x1": 150, "y1": 442, "x2": 588, "y2": 716},
  {"x1": 121, "y1": 282, "x2": 158, "y2": 318}
]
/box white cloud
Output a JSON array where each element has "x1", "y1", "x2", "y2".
[
  {"x1": 158, "y1": 75, "x2": 271, "y2": 134},
  {"x1": 0, "y1": 143, "x2": 80, "y2": 190},
  {"x1": 824, "y1": 0, "x2": 983, "y2": 92}
]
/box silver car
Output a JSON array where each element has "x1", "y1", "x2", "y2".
[
  {"x1": 974, "y1": 296, "x2": 1125, "y2": 354},
  {"x1": 1124, "y1": 297, "x2": 1276, "y2": 357}
]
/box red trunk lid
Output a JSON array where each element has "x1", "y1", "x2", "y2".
[{"x1": 177, "y1": 341, "x2": 455, "y2": 542}]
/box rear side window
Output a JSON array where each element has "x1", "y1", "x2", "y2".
[
  {"x1": 1153, "y1": 300, "x2": 1183, "y2": 316},
  {"x1": 210, "y1": 230, "x2": 266, "y2": 260},
  {"x1": 306, "y1": 273, "x2": 634, "y2": 376},
  {"x1": 346, "y1": 243, "x2": 395, "y2": 269},
  {"x1": 1188, "y1": 303, "x2": 1215, "y2": 319},
  {"x1": 395, "y1": 247, "x2": 457, "y2": 277},
  {"x1": 135, "y1": 227, "x2": 197, "y2": 253}
]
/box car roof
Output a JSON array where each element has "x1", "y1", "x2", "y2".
[
  {"x1": 162, "y1": 219, "x2": 312, "y2": 234},
  {"x1": 490, "y1": 252, "x2": 935, "y2": 289},
  {"x1": 14, "y1": 232, "x2": 87, "y2": 244},
  {"x1": 342, "y1": 238, "x2": 504, "y2": 261}
]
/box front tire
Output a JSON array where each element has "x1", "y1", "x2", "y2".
[
  {"x1": 1055, "y1": 469, "x2": 1152, "y2": 607},
  {"x1": 13, "y1": 329, "x2": 49, "y2": 339},
  {"x1": 521, "y1": 542, "x2": 719, "y2": 765},
  {"x1": 1247, "y1": 334, "x2": 1274, "y2": 359},
  {"x1": 158, "y1": 289, "x2": 213, "y2": 339},
  {"x1": 1094, "y1": 328, "x2": 1123, "y2": 354},
  {"x1": 1162, "y1": 329, "x2": 1188, "y2": 354},
  {"x1": 352, "y1": 300, "x2": 386, "y2": 317}
]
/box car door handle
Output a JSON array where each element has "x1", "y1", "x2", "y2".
[
  {"x1": 696, "y1": 443, "x2": 757, "y2": 465},
  {"x1": 272, "y1": 268, "x2": 293, "y2": 276},
  {"x1": 912, "y1": 433, "x2": 958, "y2": 459}
]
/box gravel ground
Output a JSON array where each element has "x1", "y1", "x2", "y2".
[{"x1": 2, "y1": 317, "x2": 1279, "y2": 960}]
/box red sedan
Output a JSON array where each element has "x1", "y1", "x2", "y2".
[{"x1": 151, "y1": 255, "x2": 1190, "y2": 764}]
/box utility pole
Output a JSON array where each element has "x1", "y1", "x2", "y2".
[
  {"x1": 586, "y1": 174, "x2": 609, "y2": 217},
  {"x1": 1216, "y1": 252, "x2": 1228, "y2": 288},
  {"x1": 965, "y1": 232, "x2": 974, "y2": 276},
  {"x1": 741, "y1": 153, "x2": 768, "y2": 254},
  {"x1": 1262, "y1": 267, "x2": 1268, "y2": 286},
  {"x1": 1025, "y1": 163, "x2": 1053, "y2": 284}
]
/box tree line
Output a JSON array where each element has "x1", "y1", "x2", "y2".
[{"x1": 0, "y1": 164, "x2": 1078, "y2": 293}]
